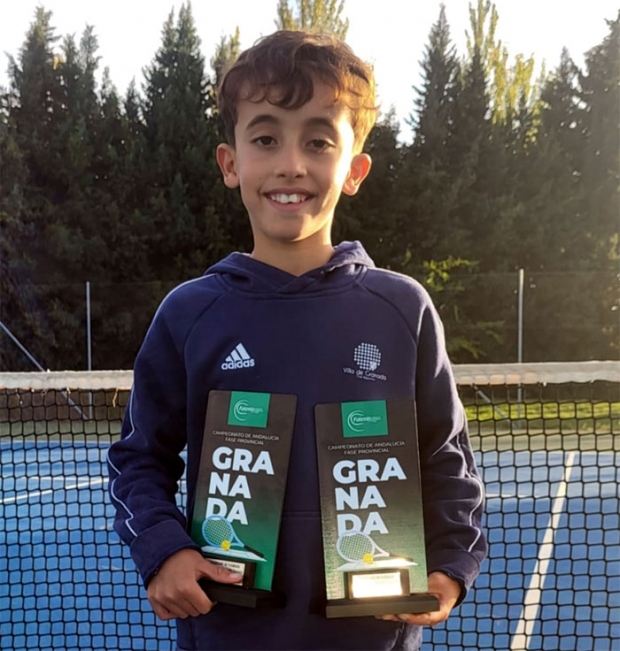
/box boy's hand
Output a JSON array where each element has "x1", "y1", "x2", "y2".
[
  {"x1": 147, "y1": 548, "x2": 243, "y2": 621},
  {"x1": 376, "y1": 572, "x2": 462, "y2": 627}
]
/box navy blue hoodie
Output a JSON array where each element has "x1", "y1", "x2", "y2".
[{"x1": 108, "y1": 241, "x2": 486, "y2": 651}]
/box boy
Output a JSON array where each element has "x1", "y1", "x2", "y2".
[{"x1": 108, "y1": 30, "x2": 486, "y2": 651}]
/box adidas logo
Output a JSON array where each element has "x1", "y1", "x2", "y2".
[{"x1": 221, "y1": 343, "x2": 255, "y2": 371}]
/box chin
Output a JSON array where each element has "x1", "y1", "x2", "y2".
[
  {"x1": 265, "y1": 225, "x2": 316, "y2": 243},
  {"x1": 252, "y1": 215, "x2": 332, "y2": 246}
]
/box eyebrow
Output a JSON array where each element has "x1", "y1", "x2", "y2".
[
  {"x1": 245, "y1": 114, "x2": 279, "y2": 130},
  {"x1": 244, "y1": 114, "x2": 339, "y2": 134}
]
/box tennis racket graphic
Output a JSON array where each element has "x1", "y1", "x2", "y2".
[
  {"x1": 336, "y1": 530, "x2": 415, "y2": 565},
  {"x1": 202, "y1": 515, "x2": 264, "y2": 559}
]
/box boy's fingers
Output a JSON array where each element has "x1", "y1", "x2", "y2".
[
  {"x1": 150, "y1": 596, "x2": 187, "y2": 621},
  {"x1": 149, "y1": 601, "x2": 169, "y2": 621},
  {"x1": 146, "y1": 552, "x2": 241, "y2": 621},
  {"x1": 188, "y1": 583, "x2": 217, "y2": 615},
  {"x1": 375, "y1": 614, "x2": 400, "y2": 622},
  {"x1": 150, "y1": 587, "x2": 213, "y2": 620},
  {"x1": 152, "y1": 606, "x2": 175, "y2": 621},
  {"x1": 177, "y1": 595, "x2": 207, "y2": 618},
  {"x1": 198, "y1": 559, "x2": 244, "y2": 584},
  {"x1": 395, "y1": 608, "x2": 449, "y2": 626},
  {"x1": 381, "y1": 572, "x2": 460, "y2": 627}
]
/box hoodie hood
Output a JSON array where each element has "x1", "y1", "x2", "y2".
[{"x1": 205, "y1": 241, "x2": 375, "y2": 295}]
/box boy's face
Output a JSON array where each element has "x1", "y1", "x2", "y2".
[{"x1": 216, "y1": 82, "x2": 371, "y2": 253}]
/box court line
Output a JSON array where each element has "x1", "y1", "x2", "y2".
[
  {"x1": 509, "y1": 450, "x2": 577, "y2": 651},
  {"x1": 0, "y1": 477, "x2": 108, "y2": 504}
]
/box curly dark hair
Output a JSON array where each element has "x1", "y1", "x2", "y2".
[{"x1": 217, "y1": 30, "x2": 378, "y2": 152}]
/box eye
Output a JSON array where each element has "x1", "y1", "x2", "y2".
[
  {"x1": 252, "y1": 135, "x2": 276, "y2": 147},
  {"x1": 308, "y1": 139, "x2": 333, "y2": 152}
]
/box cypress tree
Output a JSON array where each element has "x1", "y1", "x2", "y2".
[{"x1": 275, "y1": 0, "x2": 349, "y2": 38}]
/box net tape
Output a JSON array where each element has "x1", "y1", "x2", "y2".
[{"x1": 1, "y1": 361, "x2": 617, "y2": 390}]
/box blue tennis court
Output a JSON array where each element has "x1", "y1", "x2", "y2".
[
  {"x1": 426, "y1": 449, "x2": 619, "y2": 651},
  {"x1": 2, "y1": 365, "x2": 619, "y2": 650},
  {"x1": 2, "y1": 441, "x2": 618, "y2": 651},
  {"x1": 1, "y1": 439, "x2": 171, "y2": 651}
]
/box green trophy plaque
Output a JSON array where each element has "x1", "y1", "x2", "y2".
[
  {"x1": 190, "y1": 390, "x2": 296, "y2": 608},
  {"x1": 315, "y1": 398, "x2": 440, "y2": 618}
]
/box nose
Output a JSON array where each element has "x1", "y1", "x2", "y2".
[{"x1": 274, "y1": 143, "x2": 306, "y2": 178}]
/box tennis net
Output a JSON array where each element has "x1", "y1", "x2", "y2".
[{"x1": 1, "y1": 362, "x2": 618, "y2": 651}]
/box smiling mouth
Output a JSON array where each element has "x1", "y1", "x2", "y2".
[{"x1": 266, "y1": 193, "x2": 313, "y2": 205}]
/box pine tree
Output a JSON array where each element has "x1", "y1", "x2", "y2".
[
  {"x1": 0, "y1": 9, "x2": 141, "y2": 369},
  {"x1": 1, "y1": 9, "x2": 79, "y2": 369},
  {"x1": 516, "y1": 49, "x2": 582, "y2": 271},
  {"x1": 573, "y1": 14, "x2": 619, "y2": 358},
  {"x1": 400, "y1": 4, "x2": 464, "y2": 265},
  {"x1": 499, "y1": 14, "x2": 619, "y2": 360},
  {"x1": 393, "y1": 5, "x2": 504, "y2": 361},
  {"x1": 410, "y1": 5, "x2": 459, "y2": 159},
  {"x1": 0, "y1": 90, "x2": 43, "y2": 370},
  {"x1": 579, "y1": 13, "x2": 619, "y2": 269},
  {"x1": 140, "y1": 3, "x2": 232, "y2": 282}
]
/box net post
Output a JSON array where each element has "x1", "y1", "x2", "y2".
[
  {"x1": 517, "y1": 269, "x2": 525, "y2": 423},
  {"x1": 86, "y1": 281, "x2": 93, "y2": 419}
]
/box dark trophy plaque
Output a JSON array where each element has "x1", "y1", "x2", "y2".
[
  {"x1": 315, "y1": 398, "x2": 440, "y2": 618},
  {"x1": 190, "y1": 390, "x2": 296, "y2": 608}
]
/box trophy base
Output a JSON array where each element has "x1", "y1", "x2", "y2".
[
  {"x1": 325, "y1": 593, "x2": 440, "y2": 619},
  {"x1": 200, "y1": 581, "x2": 286, "y2": 609}
]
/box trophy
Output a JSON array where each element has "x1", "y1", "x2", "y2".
[
  {"x1": 315, "y1": 398, "x2": 440, "y2": 617},
  {"x1": 190, "y1": 390, "x2": 296, "y2": 608}
]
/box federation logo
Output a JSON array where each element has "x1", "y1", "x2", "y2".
[
  {"x1": 341, "y1": 400, "x2": 389, "y2": 437},
  {"x1": 227, "y1": 391, "x2": 270, "y2": 428},
  {"x1": 347, "y1": 410, "x2": 382, "y2": 432},
  {"x1": 233, "y1": 400, "x2": 264, "y2": 421}
]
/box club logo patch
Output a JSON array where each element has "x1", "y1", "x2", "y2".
[
  {"x1": 343, "y1": 342, "x2": 387, "y2": 382},
  {"x1": 354, "y1": 343, "x2": 382, "y2": 371}
]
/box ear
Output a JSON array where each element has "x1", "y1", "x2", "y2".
[
  {"x1": 342, "y1": 153, "x2": 372, "y2": 196},
  {"x1": 216, "y1": 143, "x2": 240, "y2": 189}
]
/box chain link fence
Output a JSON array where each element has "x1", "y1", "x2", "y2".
[{"x1": 2, "y1": 270, "x2": 618, "y2": 371}]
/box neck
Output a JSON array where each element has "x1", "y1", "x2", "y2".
[{"x1": 251, "y1": 239, "x2": 335, "y2": 276}]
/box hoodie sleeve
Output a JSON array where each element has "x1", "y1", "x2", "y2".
[
  {"x1": 107, "y1": 304, "x2": 200, "y2": 586},
  {"x1": 415, "y1": 297, "x2": 487, "y2": 603}
]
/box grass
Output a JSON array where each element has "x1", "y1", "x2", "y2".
[
  {"x1": 465, "y1": 400, "x2": 620, "y2": 452},
  {"x1": 465, "y1": 400, "x2": 620, "y2": 423}
]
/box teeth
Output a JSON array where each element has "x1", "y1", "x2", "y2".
[{"x1": 271, "y1": 193, "x2": 306, "y2": 204}]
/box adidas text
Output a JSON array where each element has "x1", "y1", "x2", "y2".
[{"x1": 221, "y1": 359, "x2": 255, "y2": 370}]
